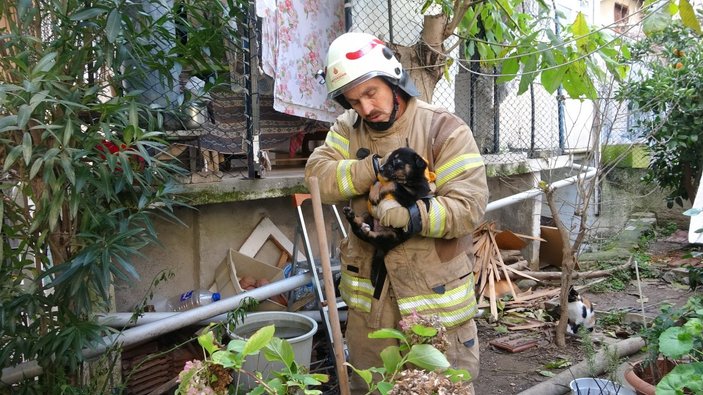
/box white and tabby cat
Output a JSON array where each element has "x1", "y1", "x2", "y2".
[{"x1": 566, "y1": 286, "x2": 596, "y2": 335}]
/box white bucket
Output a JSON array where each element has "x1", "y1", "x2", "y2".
[
  {"x1": 569, "y1": 378, "x2": 635, "y2": 395},
  {"x1": 228, "y1": 312, "x2": 318, "y2": 389}
]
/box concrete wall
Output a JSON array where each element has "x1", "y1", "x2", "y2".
[
  {"x1": 115, "y1": 173, "x2": 542, "y2": 311},
  {"x1": 114, "y1": 195, "x2": 317, "y2": 311},
  {"x1": 115, "y1": 164, "x2": 683, "y2": 312}
]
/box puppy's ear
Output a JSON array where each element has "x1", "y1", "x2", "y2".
[{"x1": 414, "y1": 153, "x2": 427, "y2": 170}]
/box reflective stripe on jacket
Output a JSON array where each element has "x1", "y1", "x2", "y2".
[{"x1": 305, "y1": 97, "x2": 489, "y2": 329}]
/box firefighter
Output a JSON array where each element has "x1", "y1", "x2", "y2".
[{"x1": 305, "y1": 32, "x2": 488, "y2": 394}]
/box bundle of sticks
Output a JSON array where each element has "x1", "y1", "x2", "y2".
[{"x1": 473, "y1": 221, "x2": 539, "y2": 320}]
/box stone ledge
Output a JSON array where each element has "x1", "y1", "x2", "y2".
[{"x1": 172, "y1": 154, "x2": 586, "y2": 206}]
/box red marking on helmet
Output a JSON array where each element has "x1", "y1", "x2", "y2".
[
  {"x1": 346, "y1": 38, "x2": 384, "y2": 60},
  {"x1": 333, "y1": 67, "x2": 338, "y2": 74}
]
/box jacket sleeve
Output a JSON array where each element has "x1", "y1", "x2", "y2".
[
  {"x1": 417, "y1": 122, "x2": 488, "y2": 239},
  {"x1": 304, "y1": 115, "x2": 378, "y2": 204}
]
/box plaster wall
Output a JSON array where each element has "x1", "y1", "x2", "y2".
[
  {"x1": 114, "y1": 175, "x2": 538, "y2": 312},
  {"x1": 114, "y1": 196, "x2": 318, "y2": 311}
]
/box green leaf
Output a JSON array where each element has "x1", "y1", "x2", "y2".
[
  {"x1": 211, "y1": 349, "x2": 242, "y2": 369},
  {"x1": 679, "y1": 0, "x2": 702, "y2": 34},
  {"x1": 445, "y1": 368, "x2": 472, "y2": 383},
  {"x1": 517, "y1": 54, "x2": 537, "y2": 95},
  {"x1": 405, "y1": 344, "x2": 450, "y2": 371},
  {"x1": 380, "y1": 345, "x2": 402, "y2": 374},
  {"x1": 347, "y1": 364, "x2": 373, "y2": 386},
  {"x1": 3, "y1": 146, "x2": 22, "y2": 172},
  {"x1": 17, "y1": 104, "x2": 32, "y2": 129},
  {"x1": 643, "y1": 10, "x2": 672, "y2": 35},
  {"x1": 411, "y1": 324, "x2": 438, "y2": 337},
  {"x1": 60, "y1": 155, "x2": 76, "y2": 186},
  {"x1": 0, "y1": 115, "x2": 18, "y2": 132},
  {"x1": 540, "y1": 65, "x2": 566, "y2": 94},
  {"x1": 226, "y1": 338, "x2": 247, "y2": 353},
  {"x1": 63, "y1": 119, "x2": 74, "y2": 147},
  {"x1": 655, "y1": 362, "x2": 703, "y2": 394},
  {"x1": 106, "y1": 9, "x2": 122, "y2": 43},
  {"x1": 498, "y1": 56, "x2": 519, "y2": 83},
  {"x1": 263, "y1": 337, "x2": 295, "y2": 368},
  {"x1": 70, "y1": 7, "x2": 107, "y2": 21},
  {"x1": 369, "y1": 328, "x2": 406, "y2": 341},
  {"x1": 571, "y1": 12, "x2": 590, "y2": 51},
  {"x1": 538, "y1": 370, "x2": 556, "y2": 377},
  {"x1": 659, "y1": 326, "x2": 693, "y2": 358},
  {"x1": 241, "y1": 324, "x2": 274, "y2": 356},
  {"x1": 197, "y1": 330, "x2": 219, "y2": 355},
  {"x1": 33, "y1": 52, "x2": 57, "y2": 74},
  {"x1": 29, "y1": 158, "x2": 44, "y2": 180},
  {"x1": 377, "y1": 381, "x2": 394, "y2": 394},
  {"x1": 667, "y1": 1, "x2": 679, "y2": 15},
  {"x1": 22, "y1": 132, "x2": 32, "y2": 165}
]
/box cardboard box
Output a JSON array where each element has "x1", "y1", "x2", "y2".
[{"x1": 211, "y1": 248, "x2": 286, "y2": 311}]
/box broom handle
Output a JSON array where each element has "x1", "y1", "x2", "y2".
[{"x1": 308, "y1": 177, "x2": 351, "y2": 395}]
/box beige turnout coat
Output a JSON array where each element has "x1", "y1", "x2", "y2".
[{"x1": 305, "y1": 97, "x2": 488, "y2": 330}]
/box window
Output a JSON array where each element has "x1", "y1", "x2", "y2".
[{"x1": 614, "y1": 3, "x2": 629, "y2": 32}]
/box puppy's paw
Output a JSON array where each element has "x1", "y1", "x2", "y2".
[{"x1": 343, "y1": 206, "x2": 355, "y2": 220}]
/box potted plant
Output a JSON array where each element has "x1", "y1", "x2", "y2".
[
  {"x1": 624, "y1": 295, "x2": 703, "y2": 394},
  {"x1": 177, "y1": 324, "x2": 329, "y2": 394}
]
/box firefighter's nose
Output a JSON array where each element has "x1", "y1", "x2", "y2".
[{"x1": 358, "y1": 99, "x2": 373, "y2": 117}]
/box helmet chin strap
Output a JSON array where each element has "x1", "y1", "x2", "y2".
[{"x1": 364, "y1": 85, "x2": 399, "y2": 131}]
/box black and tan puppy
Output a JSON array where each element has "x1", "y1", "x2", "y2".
[
  {"x1": 343, "y1": 147, "x2": 434, "y2": 247},
  {"x1": 343, "y1": 148, "x2": 434, "y2": 288}
]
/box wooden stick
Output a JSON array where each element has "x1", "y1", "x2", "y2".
[
  {"x1": 505, "y1": 259, "x2": 633, "y2": 281},
  {"x1": 308, "y1": 177, "x2": 351, "y2": 395}
]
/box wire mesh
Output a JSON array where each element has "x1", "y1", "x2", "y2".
[
  {"x1": 145, "y1": 1, "x2": 567, "y2": 175},
  {"x1": 351, "y1": 0, "x2": 564, "y2": 164}
]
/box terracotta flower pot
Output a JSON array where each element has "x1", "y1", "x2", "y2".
[{"x1": 624, "y1": 359, "x2": 676, "y2": 395}]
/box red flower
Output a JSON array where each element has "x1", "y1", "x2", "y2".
[{"x1": 96, "y1": 140, "x2": 145, "y2": 171}]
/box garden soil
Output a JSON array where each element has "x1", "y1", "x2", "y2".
[{"x1": 306, "y1": 230, "x2": 698, "y2": 394}]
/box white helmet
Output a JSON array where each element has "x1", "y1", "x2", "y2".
[{"x1": 321, "y1": 32, "x2": 419, "y2": 109}]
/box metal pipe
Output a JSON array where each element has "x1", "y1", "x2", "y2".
[
  {"x1": 486, "y1": 167, "x2": 597, "y2": 213},
  {"x1": 98, "y1": 308, "x2": 347, "y2": 328},
  {"x1": 1, "y1": 273, "x2": 312, "y2": 385}
]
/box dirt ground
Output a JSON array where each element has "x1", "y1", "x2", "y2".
[
  {"x1": 472, "y1": 230, "x2": 698, "y2": 395},
  {"x1": 304, "y1": 230, "x2": 699, "y2": 395}
]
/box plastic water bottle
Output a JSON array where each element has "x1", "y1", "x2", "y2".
[{"x1": 152, "y1": 289, "x2": 221, "y2": 312}]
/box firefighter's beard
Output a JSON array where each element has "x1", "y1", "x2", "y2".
[{"x1": 364, "y1": 97, "x2": 399, "y2": 132}]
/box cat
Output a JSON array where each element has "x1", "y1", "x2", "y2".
[{"x1": 566, "y1": 286, "x2": 596, "y2": 335}]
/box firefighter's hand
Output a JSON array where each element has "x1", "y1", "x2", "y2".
[{"x1": 370, "y1": 199, "x2": 410, "y2": 229}]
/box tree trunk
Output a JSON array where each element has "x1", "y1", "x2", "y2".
[
  {"x1": 544, "y1": 187, "x2": 576, "y2": 348},
  {"x1": 389, "y1": 13, "x2": 447, "y2": 102}
]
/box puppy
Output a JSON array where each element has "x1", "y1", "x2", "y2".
[
  {"x1": 343, "y1": 147, "x2": 434, "y2": 289},
  {"x1": 343, "y1": 147, "x2": 434, "y2": 249},
  {"x1": 566, "y1": 286, "x2": 596, "y2": 335}
]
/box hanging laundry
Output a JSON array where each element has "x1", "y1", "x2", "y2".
[{"x1": 258, "y1": 0, "x2": 345, "y2": 123}]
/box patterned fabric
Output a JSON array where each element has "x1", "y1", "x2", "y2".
[{"x1": 257, "y1": 0, "x2": 345, "y2": 122}]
